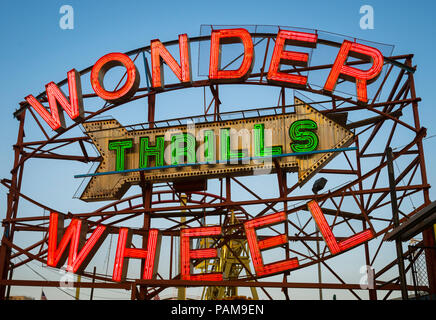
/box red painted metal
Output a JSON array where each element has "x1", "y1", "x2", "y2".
[{"x1": 0, "y1": 29, "x2": 433, "y2": 301}]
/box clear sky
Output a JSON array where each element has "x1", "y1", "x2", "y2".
[{"x1": 0, "y1": 0, "x2": 435, "y2": 300}]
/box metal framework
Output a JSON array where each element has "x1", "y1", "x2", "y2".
[{"x1": 1, "y1": 27, "x2": 435, "y2": 300}]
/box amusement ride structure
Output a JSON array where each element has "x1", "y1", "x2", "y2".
[{"x1": 0, "y1": 25, "x2": 434, "y2": 300}]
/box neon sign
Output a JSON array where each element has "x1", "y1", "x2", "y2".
[
  {"x1": 47, "y1": 200, "x2": 374, "y2": 282},
  {"x1": 24, "y1": 28, "x2": 384, "y2": 133},
  {"x1": 19, "y1": 27, "x2": 384, "y2": 286},
  {"x1": 77, "y1": 98, "x2": 353, "y2": 201},
  {"x1": 307, "y1": 200, "x2": 374, "y2": 254}
]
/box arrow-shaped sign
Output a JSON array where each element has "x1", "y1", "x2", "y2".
[{"x1": 77, "y1": 97, "x2": 354, "y2": 201}]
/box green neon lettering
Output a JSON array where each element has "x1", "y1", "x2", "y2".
[
  {"x1": 203, "y1": 130, "x2": 215, "y2": 162},
  {"x1": 220, "y1": 128, "x2": 248, "y2": 161},
  {"x1": 289, "y1": 119, "x2": 319, "y2": 152},
  {"x1": 108, "y1": 139, "x2": 133, "y2": 171},
  {"x1": 139, "y1": 136, "x2": 165, "y2": 168},
  {"x1": 171, "y1": 133, "x2": 196, "y2": 165},
  {"x1": 253, "y1": 123, "x2": 282, "y2": 157}
]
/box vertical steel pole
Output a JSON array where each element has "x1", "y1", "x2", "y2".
[
  {"x1": 136, "y1": 94, "x2": 157, "y2": 299},
  {"x1": 148, "y1": 93, "x2": 156, "y2": 128},
  {"x1": 0, "y1": 110, "x2": 26, "y2": 300},
  {"x1": 169, "y1": 235, "x2": 173, "y2": 279},
  {"x1": 75, "y1": 275, "x2": 81, "y2": 300},
  {"x1": 408, "y1": 246, "x2": 419, "y2": 298},
  {"x1": 355, "y1": 136, "x2": 377, "y2": 300},
  {"x1": 90, "y1": 266, "x2": 96, "y2": 300},
  {"x1": 386, "y1": 147, "x2": 408, "y2": 300},
  {"x1": 140, "y1": 178, "x2": 152, "y2": 299},
  {"x1": 315, "y1": 227, "x2": 323, "y2": 300},
  {"x1": 214, "y1": 85, "x2": 220, "y2": 122},
  {"x1": 5, "y1": 264, "x2": 13, "y2": 300},
  {"x1": 277, "y1": 168, "x2": 290, "y2": 300},
  {"x1": 363, "y1": 220, "x2": 377, "y2": 300},
  {"x1": 177, "y1": 195, "x2": 187, "y2": 300},
  {"x1": 406, "y1": 57, "x2": 436, "y2": 295}
]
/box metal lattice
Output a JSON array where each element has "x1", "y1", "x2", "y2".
[{"x1": 1, "y1": 25, "x2": 435, "y2": 300}]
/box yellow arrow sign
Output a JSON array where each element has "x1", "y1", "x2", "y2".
[{"x1": 77, "y1": 98, "x2": 353, "y2": 201}]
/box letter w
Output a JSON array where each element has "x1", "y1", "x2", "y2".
[
  {"x1": 25, "y1": 69, "x2": 84, "y2": 133},
  {"x1": 47, "y1": 212, "x2": 107, "y2": 273}
]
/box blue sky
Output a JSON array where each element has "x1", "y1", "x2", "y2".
[{"x1": 0, "y1": 0, "x2": 435, "y2": 300}]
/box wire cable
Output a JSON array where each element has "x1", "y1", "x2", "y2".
[{"x1": 14, "y1": 255, "x2": 77, "y2": 299}]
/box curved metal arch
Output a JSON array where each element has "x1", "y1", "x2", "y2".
[
  {"x1": 13, "y1": 28, "x2": 402, "y2": 118},
  {"x1": 2, "y1": 27, "x2": 433, "y2": 300}
]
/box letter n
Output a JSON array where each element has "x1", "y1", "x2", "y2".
[{"x1": 151, "y1": 34, "x2": 191, "y2": 89}]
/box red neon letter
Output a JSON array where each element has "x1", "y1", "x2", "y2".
[
  {"x1": 307, "y1": 200, "x2": 374, "y2": 254},
  {"x1": 267, "y1": 30, "x2": 317, "y2": 87},
  {"x1": 323, "y1": 40, "x2": 384, "y2": 103},
  {"x1": 90, "y1": 52, "x2": 140, "y2": 104},
  {"x1": 244, "y1": 212, "x2": 298, "y2": 277},
  {"x1": 112, "y1": 228, "x2": 161, "y2": 282},
  {"x1": 25, "y1": 69, "x2": 84, "y2": 132},
  {"x1": 151, "y1": 34, "x2": 191, "y2": 89},
  {"x1": 209, "y1": 28, "x2": 254, "y2": 82},
  {"x1": 47, "y1": 212, "x2": 107, "y2": 273},
  {"x1": 180, "y1": 226, "x2": 222, "y2": 281}
]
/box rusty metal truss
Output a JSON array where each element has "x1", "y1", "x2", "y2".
[{"x1": 0, "y1": 28, "x2": 435, "y2": 300}]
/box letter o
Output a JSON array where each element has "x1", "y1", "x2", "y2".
[{"x1": 90, "y1": 52, "x2": 140, "y2": 104}]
